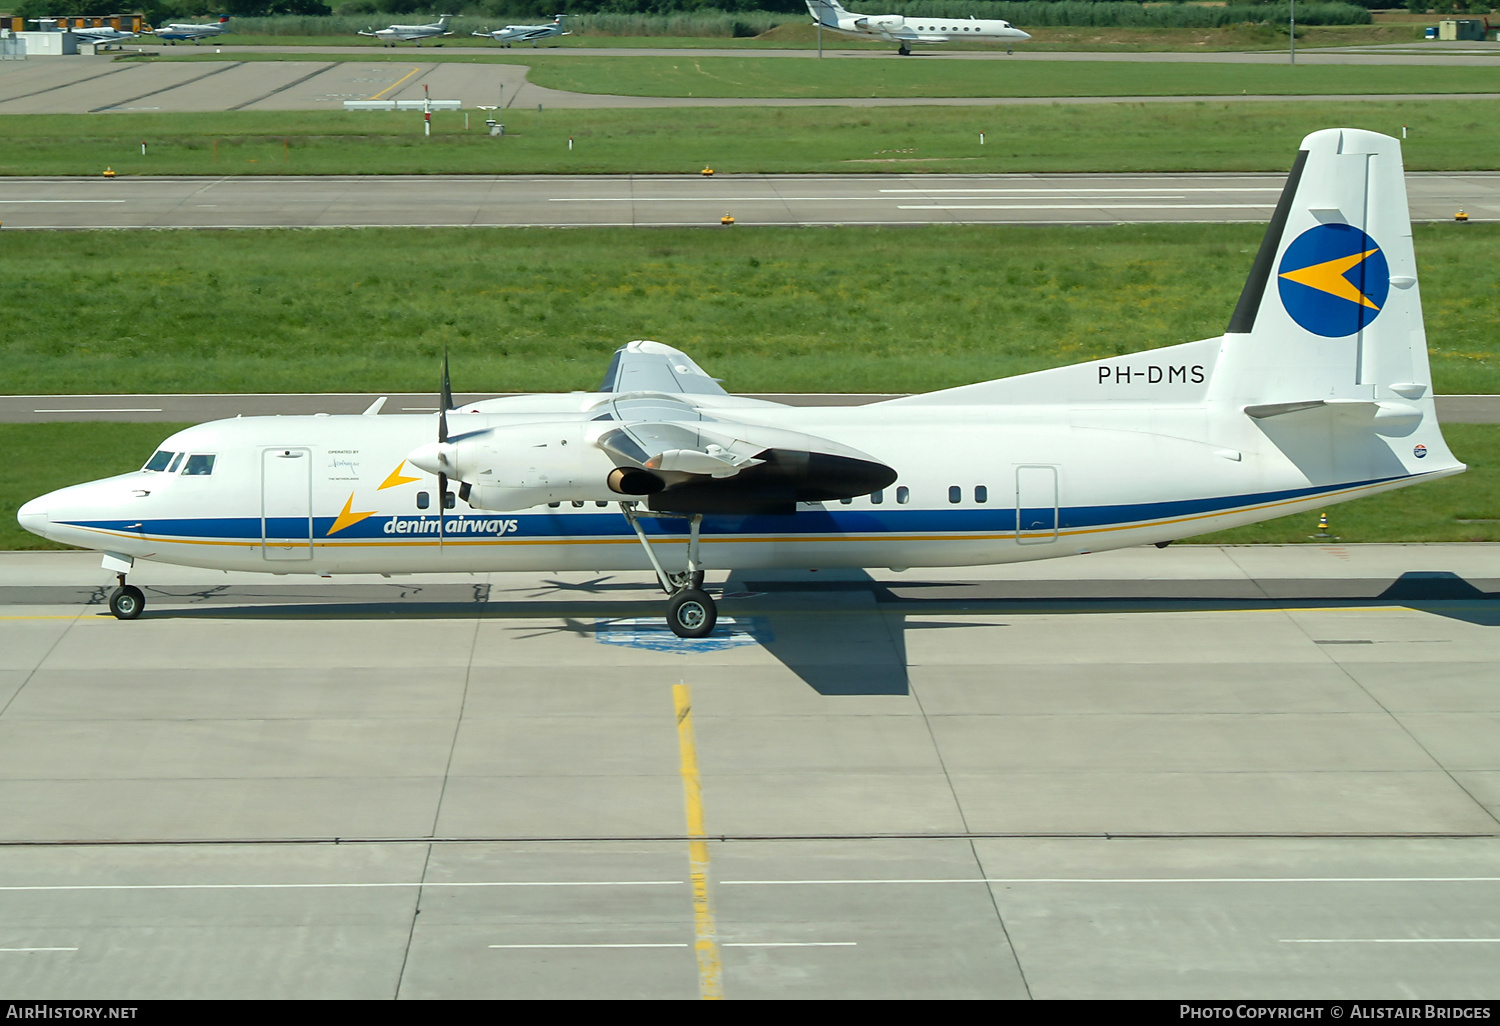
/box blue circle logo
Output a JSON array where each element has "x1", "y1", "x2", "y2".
[{"x1": 1277, "y1": 224, "x2": 1390, "y2": 338}]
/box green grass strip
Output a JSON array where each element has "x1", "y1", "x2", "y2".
[
  {"x1": 130, "y1": 51, "x2": 1500, "y2": 100},
  {"x1": 3, "y1": 224, "x2": 1496, "y2": 397},
  {"x1": 2, "y1": 101, "x2": 1497, "y2": 176},
  {"x1": 3, "y1": 423, "x2": 1494, "y2": 550}
]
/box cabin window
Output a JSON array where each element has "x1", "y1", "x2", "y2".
[
  {"x1": 416, "y1": 491, "x2": 430, "y2": 510},
  {"x1": 595, "y1": 501, "x2": 609, "y2": 507},
  {"x1": 571, "y1": 500, "x2": 585, "y2": 508},
  {"x1": 948, "y1": 485, "x2": 961, "y2": 504},
  {"x1": 896, "y1": 486, "x2": 910, "y2": 504},
  {"x1": 548, "y1": 501, "x2": 561, "y2": 508},
  {"x1": 975, "y1": 485, "x2": 988, "y2": 504},
  {"x1": 443, "y1": 491, "x2": 456, "y2": 509},
  {"x1": 839, "y1": 497, "x2": 853, "y2": 505},
  {"x1": 871, "y1": 490, "x2": 884, "y2": 505},
  {"x1": 182, "y1": 454, "x2": 216, "y2": 477},
  {"x1": 144, "y1": 450, "x2": 175, "y2": 472},
  {"x1": 166, "y1": 452, "x2": 185, "y2": 474}
]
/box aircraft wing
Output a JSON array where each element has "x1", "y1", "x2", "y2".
[{"x1": 599, "y1": 340, "x2": 728, "y2": 396}]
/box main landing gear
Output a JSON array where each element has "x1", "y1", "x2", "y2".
[
  {"x1": 109, "y1": 574, "x2": 145, "y2": 620},
  {"x1": 621, "y1": 503, "x2": 716, "y2": 639},
  {"x1": 897, "y1": 43, "x2": 911, "y2": 55}
]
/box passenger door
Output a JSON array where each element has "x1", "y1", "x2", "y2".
[
  {"x1": 1015, "y1": 465, "x2": 1058, "y2": 545},
  {"x1": 262, "y1": 448, "x2": 313, "y2": 560}
]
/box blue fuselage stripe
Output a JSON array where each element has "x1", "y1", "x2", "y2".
[{"x1": 57, "y1": 475, "x2": 1404, "y2": 542}]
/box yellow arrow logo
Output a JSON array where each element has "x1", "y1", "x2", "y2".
[
  {"x1": 378, "y1": 461, "x2": 421, "y2": 490},
  {"x1": 1278, "y1": 248, "x2": 1381, "y2": 311},
  {"x1": 327, "y1": 493, "x2": 377, "y2": 536}
]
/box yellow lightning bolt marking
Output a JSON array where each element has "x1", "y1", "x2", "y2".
[
  {"x1": 378, "y1": 461, "x2": 420, "y2": 490},
  {"x1": 327, "y1": 493, "x2": 377, "y2": 537},
  {"x1": 1279, "y1": 248, "x2": 1381, "y2": 310}
]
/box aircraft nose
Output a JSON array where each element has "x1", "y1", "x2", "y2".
[
  {"x1": 17, "y1": 494, "x2": 50, "y2": 538},
  {"x1": 1016, "y1": 29, "x2": 1031, "y2": 40}
]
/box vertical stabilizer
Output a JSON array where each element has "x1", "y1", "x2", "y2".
[
  {"x1": 1213, "y1": 128, "x2": 1430, "y2": 407},
  {"x1": 1214, "y1": 128, "x2": 1462, "y2": 483},
  {"x1": 806, "y1": 0, "x2": 848, "y2": 28}
]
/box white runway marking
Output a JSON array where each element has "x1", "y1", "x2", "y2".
[
  {"x1": 549, "y1": 196, "x2": 880, "y2": 202},
  {"x1": 0, "y1": 880, "x2": 683, "y2": 892},
  {"x1": 33, "y1": 408, "x2": 163, "y2": 414},
  {"x1": 0, "y1": 200, "x2": 127, "y2": 204},
  {"x1": 1281, "y1": 938, "x2": 1500, "y2": 944},
  {"x1": 898, "y1": 203, "x2": 1275, "y2": 211},
  {"x1": 485, "y1": 941, "x2": 856, "y2": 949},
  {"x1": 720, "y1": 877, "x2": 1500, "y2": 885},
  {"x1": 486, "y1": 948, "x2": 687, "y2": 954},
  {"x1": 723, "y1": 942, "x2": 857, "y2": 947},
  {"x1": 879, "y1": 187, "x2": 1283, "y2": 194},
  {"x1": 0, "y1": 947, "x2": 78, "y2": 953}
]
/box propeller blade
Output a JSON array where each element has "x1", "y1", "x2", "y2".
[
  {"x1": 440, "y1": 348, "x2": 454, "y2": 439},
  {"x1": 437, "y1": 351, "x2": 451, "y2": 536}
]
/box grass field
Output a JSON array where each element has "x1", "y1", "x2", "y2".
[
  {"x1": 2, "y1": 224, "x2": 1495, "y2": 397},
  {"x1": 2, "y1": 100, "x2": 1496, "y2": 177},
  {"x1": 132, "y1": 49, "x2": 1500, "y2": 101},
  {"x1": 2, "y1": 423, "x2": 1494, "y2": 551}
]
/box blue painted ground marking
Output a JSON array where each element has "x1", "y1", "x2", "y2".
[{"x1": 595, "y1": 617, "x2": 770, "y2": 652}]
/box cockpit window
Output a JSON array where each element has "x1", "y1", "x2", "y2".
[
  {"x1": 144, "y1": 450, "x2": 175, "y2": 472},
  {"x1": 182, "y1": 454, "x2": 216, "y2": 476},
  {"x1": 166, "y1": 453, "x2": 185, "y2": 473}
]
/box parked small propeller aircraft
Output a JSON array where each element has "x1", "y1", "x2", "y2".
[
  {"x1": 472, "y1": 14, "x2": 569, "y2": 47},
  {"x1": 70, "y1": 25, "x2": 139, "y2": 43},
  {"x1": 18, "y1": 130, "x2": 1464, "y2": 638},
  {"x1": 357, "y1": 15, "x2": 453, "y2": 46},
  {"x1": 806, "y1": 0, "x2": 1028, "y2": 54},
  {"x1": 30, "y1": 19, "x2": 138, "y2": 44},
  {"x1": 148, "y1": 16, "x2": 230, "y2": 43}
]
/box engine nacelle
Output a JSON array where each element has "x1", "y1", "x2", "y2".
[{"x1": 413, "y1": 421, "x2": 628, "y2": 510}]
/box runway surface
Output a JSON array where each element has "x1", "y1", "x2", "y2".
[
  {"x1": 3, "y1": 50, "x2": 1499, "y2": 116},
  {"x1": 2, "y1": 170, "x2": 1497, "y2": 228},
  {"x1": 0, "y1": 545, "x2": 1497, "y2": 998},
  {"x1": 2, "y1": 392, "x2": 1497, "y2": 423}
]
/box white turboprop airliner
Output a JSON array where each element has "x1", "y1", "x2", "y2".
[
  {"x1": 805, "y1": 0, "x2": 1029, "y2": 54},
  {"x1": 149, "y1": 16, "x2": 230, "y2": 43},
  {"x1": 473, "y1": 14, "x2": 569, "y2": 47},
  {"x1": 357, "y1": 15, "x2": 452, "y2": 46},
  {"x1": 18, "y1": 130, "x2": 1464, "y2": 637}
]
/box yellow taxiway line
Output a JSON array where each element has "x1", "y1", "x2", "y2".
[{"x1": 673, "y1": 682, "x2": 723, "y2": 1000}]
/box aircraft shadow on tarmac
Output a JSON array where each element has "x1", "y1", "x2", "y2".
[{"x1": 25, "y1": 569, "x2": 1497, "y2": 698}]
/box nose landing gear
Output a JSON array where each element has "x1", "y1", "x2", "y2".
[
  {"x1": 621, "y1": 504, "x2": 717, "y2": 639},
  {"x1": 109, "y1": 574, "x2": 145, "y2": 620}
]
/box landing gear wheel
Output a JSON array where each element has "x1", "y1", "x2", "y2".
[
  {"x1": 109, "y1": 585, "x2": 145, "y2": 620},
  {"x1": 898, "y1": 44, "x2": 911, "y2": 55},
  {"x1": 667, "y1": 588, "x2": 716, "y2": 639}
]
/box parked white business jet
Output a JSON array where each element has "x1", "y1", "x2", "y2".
[
  {"x1": 805, "y1": 0, "x2": 1029, "y2": 54},
  {"x1": 149, "y1": 16, "x2": 230, "y2": 43},
  {"x1": 473, "y1": 14, "x2": 569, "y2": 47},
  {"x1": 19, "y1": 130, "x2": 1464, "y2": 637},
  {"x1": 358, "y1": 15, "x2": 453, "y2": 46}
]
